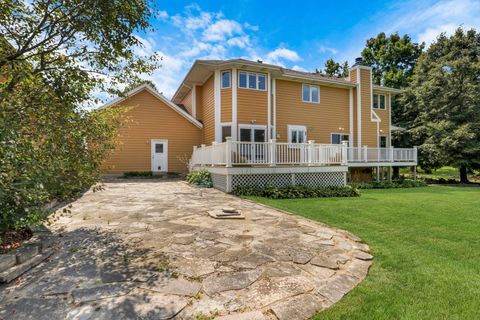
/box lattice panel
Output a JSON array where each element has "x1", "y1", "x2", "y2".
[
  {"x1": 295, "y1": 172, "x2": 345, "y2": 188},
  {"x1": 231, "y1": 172, "x2": 346, "y2": 191},
  {"x1": 211, "y1": 174, "x2": 228, "y2": 192},
  {"x1": 231, "y1": 174, "x2": 292, "y2": 190}
]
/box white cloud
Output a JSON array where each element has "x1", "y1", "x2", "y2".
[
  {"x1": 291, "y1": 65, "x2": 308, "y2": 72},
  {"x1": 226, "y1": 36, "x2": 251, "y2": 48},
  {"x1": 203, "y1": 19, "x2": 243, "y2": 41},
  {"x1": 157, "y1": 10, "x2": 168, "y2": 19},
  {"x1": 266, "y1": 48, "x2": 301, "y2": 63},
  {"x1": 318, "y1": 45, "x2": 338, "y2": 55}
]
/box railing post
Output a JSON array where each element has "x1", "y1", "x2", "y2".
[
  {"x1": 413, "y1": 146, "x2": 418, "y2": 163},
  {"x1": 390, "y1": 146, "x2": 394, "y2": 162},
  {"x1": 191, "y1": 145, "x2": 198, "y2": 168},
  {"x1": 363, "y1": 145, "x2": 368, "y2": 162},
  {"x1": 269, "y1": 139, "x2": 276, "y2": 166},
  {"x1": 341, "y1": 141, "x2": 348, "y2": 165},
  {"x1": 211, "y1": 141, "x2": 216, "y2": 166},
  {"x1": 225, "y1": 137, "x2": 232, "y2": 168},
  {"x1": 308, "y1": 140, "x2": 315, "y2": 165},
  {"x1": 200, "y1": 144, "x2": 206, "y2": 166}
]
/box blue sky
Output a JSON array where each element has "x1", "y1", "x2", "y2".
[{"x1": 133, "y1": 0, "x2": 480, "y2": 98}]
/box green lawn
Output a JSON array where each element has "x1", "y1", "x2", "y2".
[{"x1": 250, "y1": 186, "x2": 480, "y2": 319}]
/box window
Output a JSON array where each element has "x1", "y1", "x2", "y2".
[
  {"x1": 331, "y1": 133, "x2": 349, "y2": 145},
  {"x1": 373, "y1": 94, "x2": 386, "y2": 109},
  {"x1": 155, "y1": 144, "x2": 164, "y2": 153},
  {"x1": 302, "y1": 84, "x2": 320, "y2": 103},
  {"x1": 288, "y1": 125, "x2": 307, "y2": 143},
  {"x1": 239, "y1": 71, "x2": 247, "y2": 88},
  {"x1": 221, "y1": 71, "x2": 231, "y2": 88},
  {"x1": 379, "y1": 136, "x2": 388, "y2": 148},
  {"x1": 221, "y1": 126, "x2": 231, "y2": 142},
  {"x1": 238, "y1": 71, "x2": 267, "y2": 90}
]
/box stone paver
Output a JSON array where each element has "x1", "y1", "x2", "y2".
[{"x1": 0, "y1": 180, "x2": 372, "y2": 319}]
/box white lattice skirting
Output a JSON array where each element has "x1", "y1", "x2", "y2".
[{"x1": 210, "y1": 171, "x2": 346, "y2": 193}]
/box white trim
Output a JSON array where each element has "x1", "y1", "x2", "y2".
[
  {"x1": 99, "y1": 84, "x2": 203, "y2": 129},
  {"x1": 287, "y1": 125, "x2": 307, "y2": 143},
  {"x1": 238, "y1": 124, "x2": 267, "y2": 142},
  {"x1": 273, "y1": 78, "x2": 277, "y2": 139},
  {"x1": 232, "y1": 68, "x2": 238, "y2": 141},
  {"x1": 349, "y1": 88, "x2": 354, "y2": 148},
  {"x1": 330, "y1": 132, "x2": 350, "y2": 145},
  {"x1": 267, "y1": 72, "x2": 271, "y2": 140},
  {"x1": 238, "y1": 71, "x2": 267, "y2": 91},
  {"x1": 151, "y1": 139, "x2": 168, "y2": 172},
  {"x1": 376, "y1": 121, "x2": 380, "y2": 147},
  {"x1": 214, "y1": 70, "x2": 221, "y2": 142},
  {"x1": 192, "y1": 85, "x2": 196, "y2": 118},
  {"x1": 356, "y1": 70, "x2": 362, "y2": 148},
  {"x1": 371, "y1": 109, "x2": 381, "y2": 122},
  {"x1": 388, "y1": 93, "x2": 392, "y2": 146},
  {"x1": 221, "y1": 70, "x2": 231, "y2": 89},
  {"x1": 204, "y1": 165, "x2": 348, "y2": 175},
  {"x1": 301, "y1": 84, "x2": 320, "y2": 103}
]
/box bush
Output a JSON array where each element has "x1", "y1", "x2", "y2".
[
  {"x1": 186, "y1": 169, "x2": 213, "y2": 187},
  {"x1": 122, "y1": 171, "x2": 154, "y2": 178},
  {"x1": 420, "y1": 177, "x2": 460, "y2": 184},
  {"x1": 233, "y1": 184, "x2": 360, "y2": 199},
  {"x1": 358, "y1": 179, "x2": 427, "y2": 189}
]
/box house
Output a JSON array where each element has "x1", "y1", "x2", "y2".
[{"x1": 101, "y1": 57, "x2": 417, "y2": 191}]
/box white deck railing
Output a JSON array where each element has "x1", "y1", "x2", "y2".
[{"x1": 190, "y1": 138, "x2": 417, "y2": 168}]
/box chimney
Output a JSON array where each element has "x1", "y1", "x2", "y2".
[{"x1": 353, "y1": 57, "x2": 364, "y2": 67}]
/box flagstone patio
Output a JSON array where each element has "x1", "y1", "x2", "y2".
[{"x1": 0, "y1": 180, "x2": 372, "y2": 320}]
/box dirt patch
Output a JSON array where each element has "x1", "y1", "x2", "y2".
[{"x1": 1, "y1": 228, "x2": 33, "y2": 254}]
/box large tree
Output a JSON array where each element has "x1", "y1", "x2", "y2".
[
  {"x1": 402, "y1": 28, "x2": 480, "y2": 182},
  {"x1": 0, "y1": 0, "x2": 159, "y2": 242},
  {"x1": 324, "y1": 59, "x2": 349, "y2": 78}
]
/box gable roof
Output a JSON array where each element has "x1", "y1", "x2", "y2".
[{"x1": 98, "y1": 84, "x2": 203, "y2": 129}]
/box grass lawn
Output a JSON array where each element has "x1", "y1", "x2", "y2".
[{"x1": 250, "y1": 186, "x2": 480, "y2": 319}]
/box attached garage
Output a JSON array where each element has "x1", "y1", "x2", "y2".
[{"x1": 101, "y1": 85, "x2": 203, "y2": 174}]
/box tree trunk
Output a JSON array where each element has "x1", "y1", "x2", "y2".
[{"x1": 460, "y1": 166, "x2": 469, "y2": 183}]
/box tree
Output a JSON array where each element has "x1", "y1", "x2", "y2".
[
  {"x1": 0, "y1": 0, "x2": 159, "y2": 243},
  {"x1": 324, "y1": 59, "x2": 349, "y2": 77},
  {"x1": 402, "y1": 28, "x2": 480, "y2": 182}
]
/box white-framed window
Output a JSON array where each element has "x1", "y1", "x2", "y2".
[
  {"x1": 221, "y1": 71, "x2": 231, "y2": 88},
  {"x1": 221, "y1": 125, "x2": 232, "y2": 142},
  {"x1": 288, "y1": 125, "x2": 307, "y2": 143},
  {"x1": 302, "y1": 84, "x2": 320, "y2": 103},
  {"x1": 379, "y1": 135, "x2": 388, "y2": 148},
  {"x1": 373, "y1": 94, "x2": 386, "y2": 109},
  {"x1": 238, "y1": 71, "x2": 267, "y2": 91},
  {"x1": 331, "y1": 133, "x2": 350, "y2": 145}
]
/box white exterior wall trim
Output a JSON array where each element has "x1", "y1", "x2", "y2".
[
  {"x1": 192, "y1": 85, "x2": 196, "y2": 118},
  {"x1": 232, "y1": 68, "x2": 238, "y2": 141},
  {"x1": 214, "y1": 70, "x2": 221, "y2": 142},
  {"x1": 267, "y1": 72, "x2": 272, "y2": 140},
  {"x1": 349, "y1": 88, "x2": 354, "y2": 148}
]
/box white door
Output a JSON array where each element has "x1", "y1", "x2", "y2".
[
  {"x1": 239, "y1": 125, "x2": 266, "y2": 162},
  {"x1": 151, "y1": 140, "x2": 168, "y2": 172}
]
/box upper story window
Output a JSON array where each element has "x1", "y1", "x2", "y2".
[
  {"x1": 221, "y1": 71, "x2": 231, "y2": 88},
  {"x1": 238, "y1": 71, "x2": 267, "y2": 91},
  {"x1": 331, "y1": 133, "x2": 350, "y2": 146},
  {"x1": 373, "y1": 94, "x2": 386, "y2": 109},
  {"x1": 302, "y1": 84, "x2": 320, "y2": 103}
]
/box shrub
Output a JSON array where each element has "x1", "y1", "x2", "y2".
[
  {"x1": 186, "y1": 169, "x2": 213, "y2": 187},
  {"x1": 122, "y1": 171, "x2": 154, "y2": 178},
  {"x1": 233, "y1": 184, "x2": 360, "y2": 199},
  {"x1": 358, "y1": 179, "x2": 427, "y2": 189}
]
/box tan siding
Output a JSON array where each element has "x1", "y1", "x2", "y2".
[
  {"x1": 221, "y1": 87, "x2": 232, "y2": 123},
  {"x1": 102, "y1": 89, "x2": 201, "y2": 173},
  {"x1": 237, "y1": 87, "x2": 268, "y2": 126},
  {"x1": 360, "y1": 69, "x2": 377, "y2": 147},
  {"x1": 200, "y1": 75, "x2": 215, "y2": 144},
  {"x1": 275, "y1": 80, "x2": 350, "y2": 143},
  {"x1": 179, "y1": 89, "x2": 192, "y2": 114}
]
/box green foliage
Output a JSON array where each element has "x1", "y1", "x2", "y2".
[
  {"x1": 0, "y1": 0, "x2": 157, "y2": 238},
  {"x1": 234, "y1": 184, "x2": 360, "y2": 199},
  {"x1": 402, "y1": 28, "x2": 480, "y2": 181},
  {"x1": 186, "y1": 170, "x2": 213, "y2": 187},
  {"x1": 357, "y1": 179, "x2": 427, "y2": 189},
  {"x1": 323, "y1": 59, "x2": 349, "y2": 77},
  {"x1": 122, "y1": 171, "x2": 154, "y2": 178}
]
